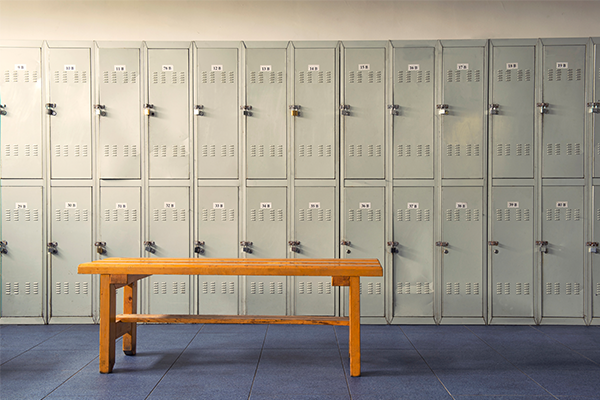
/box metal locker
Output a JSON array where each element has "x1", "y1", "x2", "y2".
[
  {"x1": 490, "y1": 44, "x2": 535, "y2": 179},
  {"x1": 293, "y1": 45, "x2": 337, "y2": 179},
  {"x1": 392, "y1": 186, "x2": 434, "y2": 318},
  {"x1": 196, "y1": 46, "x2": 239, "y2": 179},
  {"x1": 97, "y1": 47, "x2": 141, "y2": 179},
  {"x1": 245, "y1": 46, "x2": 287, "y2": 179},
  {"x1": 392, "y1": 45, "x2": 435, "y2": 179},
  {"x1": 541, "y1": 186, "x2": 584, "y2": 318},
  {"x1": 342, "y1": 45, "x2": 385, "y2": 179},
  {"x1": 593, "y1": 186, "x2": 600, "y2": 318},
  {"x1": 147, "y1": 186, "x2": 191, "y2": 314},
  {"x1": 197, "y1": 186, "x2": 239, "y2": 315},
  {"x1": 0, "y1": 46, "x2": 43, "y2": 179},
  {"x1": 147, "y1": 48, "x2": 190, "y2": 179},
  {"x1": 293, "y1": 186, "x2": 336, "y2": 316},
  {"x1": 441, "y1": 186, "x2": 484, "y2": 318},
  {"x1": 1, "y1": 187, "x2": 44, "y2": 319},
  {"x1": 490, "y1": 186, "x2": 534, "y2": 318},
  {"x1": 245, "y1": 187, "x2": 287, "y2": 314},
  {"x1": 50, "y1": 187, "x2": 92, "y2": 318},
  {"x1": 593, "y1": 39, "x2": 600, "y2": 177},
  {"x1": 440, "y1": 44, "x2": 486, "y2": 179},
  {"x1": 342, "y1": 187, "x2": 385, "y2": 317},
  {"x1": 48, "y1": 47, "x2": 92, "y2": 179},
  {"x1": 541, "y1": 44, "x2": 586, "y2": 178}
]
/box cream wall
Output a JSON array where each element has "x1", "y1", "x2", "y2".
[{"x1": 0, "y1": 1, "x2": 599, "y2": 42}]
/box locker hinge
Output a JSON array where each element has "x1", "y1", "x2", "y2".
[
  {"x1": 47, "y1": 242, "x2": 58, "y2": 255},
  {"x1": 537, "y1": 103, "x2": 549, "y2": 114},
  {"x1": 588, "y1": 102, "x2": 600, "y2": 114},
  {"x1": 488, "y1": 104, "x2": 499, "y2": 115},
  {"x1": 0, "y1": 104, "x2": 6, "y2": 116},
  {"x1": 436, "y1": 104, "x2": 449, "y2": 115},
  {"x1": 194, "y1": 105, "x2": 204, "y2": 116},
  {"x1": 45, "y1": 103, "x2": 57, "y2": 116},
  {"x1": 94, "y1": 241, "x2": 107, "y2": 255},
  {"x1": 144, "y1": 240, "x2": 156, "y2": 254},
  {"x1": 93, "y1": 104, "x2": 106, "y2": 116},
  {"x1": 0, "y1": 240, "x2": 7, "y2": 255},
  {"x1": 387, "y1": 105, "x2": 399, "y2": 116},
  {"x1": 289, "y1": 105, "x2": 301, "y2": 117},
  {"x1": 143, "y1": 104, "x2": 155, "y2": 116},
  {"x1": 194, "y1": 241, "x2": 205, "y2": 254}
]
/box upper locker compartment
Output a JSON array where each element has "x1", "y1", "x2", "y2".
[
  {"x1": 147, "y1": 44, "x2": 191, "y2": 179},
  {"x1": 541, "y1": 39, "x2": 587, "y2": 179},
  {"x1": 0, "y1": 44, "x2": 43, "y2": 179},
  {"x1": 592, "y1": 37, "x2": 600, "y2": 177},
  {"x1": 97, "y1": 44, "x2": 142, "y2": 179},
  {"x1": 244, "y1": 42, "x2": 288, "y2": 179}
]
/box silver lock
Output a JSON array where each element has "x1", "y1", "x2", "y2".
[
  {"x1": 288, "y1": 240, "x2": 301, "y2": 253},
  {"x1": 436, "y1": 241, "x2": 449, "y2": 254},
  {"x1": 387, "y1": 104, "x2": 400, "y2": 116},
  {"x1": 0, "y1": 240, "x2": 7, "y2": 255},
  {"x1": 588, "y1": 102, "x2": 600, "y2": 114},
  {"x1": 0, "y1": 104, "x2": 6, "y2": 116},
  {"x1": 436, "y1": 104, "x2": 449, "y2": 115},
  {"x1": 95, "y1": 241, "x2": 107, "y2": 255},
  {"x1": 489, "y1": 104, "x2": 499, "y2": 115},
  {"x1": 537, "y1": 102, "x2": 549, "y2": 114},
  {"x1": 94, "y1": 104, "x2": 106, "y2": 116},
  {"x1": 144, "y1": 240, "x2": 156, "y2": 254},
  {"x1": 240, "y1": 241, "x2": 253, "y2": 254},
  {"x1": 144, "y1": 104, "x2": 155, "y2": 116},
  {"x1": 46, "y1": 103, "x2": 57, "y2": 116},
  {"x1": 241, "y1": 105, "x2": 252, "y2": 116},
  {"x1": 586, "y1": 242, "x2": 599, "y2": 253},
  {"x1": 536, "y1": 240, "x2": 548, "y2": 253},
  {"x1": 47, "y1": 242, "x2": 58, "y2": 255},
  {"x1": 387, "y1": 241, "x2": 399, "y2": 254},
  {"x1": 194, "y1": 105, "x2": 204, "y2": 116},
  {"x1": 194, "y1": 240, "x2": 205, "y2": 254},
  {"x1": 340, "y1": 104, "x2": 351, "y2": 116}
]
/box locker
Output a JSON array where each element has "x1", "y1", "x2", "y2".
[
  {"x1": 541, "y1": 186, "x2": 584, "y2": 318},
  {"x1": 147, "y1": 186, "x2": 191, "y2": 314},
  {"x1": 342, "y1": 187, "x2": 385, "y2": 317},
  {"x1": 245, "y1": 46, "x2": 287, "y2": 179},
  {"x1": 490, "y1": 45, "x2": 535, "y2": 179},
  {"x1": 293, "y1": 46, "x2": 337, "y2": 179},
  {"x1": 147, "y1": 48, "x2": 190, "y2": 179},
  {"x1": 542, "y1": 45, "x2": 586, "y2": 178},
  {"x1": 0, "y1": 47, "x2": 43, "y2": 179},
  {"x1": 490, "y1": 186, "x2": 534, "y2": 318},
  {"x1": 97, "y1": 47, "x2": 141, "y2": 179},
  {"x1": 441, "y1": 186, "x2": 484, "y2": 318},
  {"x1": 593, "y1": 40, "x2": 600, "y2": 177},
  {"x1": 293, "y1": 186, "x2": 336, "y2": 316},
  {"x1": 593, "y1": 186, "x2": 600, "y2": 318},
  {"x1": 197, "y1": 186, "x2": 239, "y2": 315},
  {"x1": 441, "y1": 45, "x2": 486, "y2": 179},
  {"x1": 196, "y1": 47, "x2": 238, "y2": 179},
  {"x1": 392, "y1": 46, "x2": 435, "y2": 179},
  {"x1": 343, "y1": 46, "x2": 385, "y2": 179},
  {"x1": 245, "y1": 187, "x2": 287, "y2": 314},
  {"x1": 50, "y1": 187, "x2": 92, "y2": 318},
  {"x1": 393, "y1": 186, "x2": 434, "y2": 318},
  {"x1": 1, "y1": 187, "x2": 44, "y2": 318},
  {"x1": 48, "y1": 47, "x2": 93, "y2": 179}
]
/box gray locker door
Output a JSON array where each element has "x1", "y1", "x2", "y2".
[
  {"x1": 541, "y1": 186, "x2": 584, "y2": 318},
  {"x1": 246, "y1": 48, "x2": 287, "y2": 179},
  {"x1": 148, "y1": 49, "x2": 189, "y2": 179},
  {"x1": 294, "y1": 48, "x2": 336, "y2": 179},
  {"x1": 593, "y1": 186, "x2": 600, "y2": 317},
  {"x1": 594, "y1": 46, "x2": 600, "y2": 177},
  {"x1": 343, "y1": 48, "x2": 385, "y2": 179},
  {"x1": 491, "y1": 46, "x2": 535, "y2": 179},
  {"x1": 393, "y1": 47, "x2": 435, "y2": 179},
  {"x1": 441, "y1": 186, "x2": 483, "y2": 318},
  {"x1": 245, "y1": 187, "x2": 287, "y2": 314},
  {"x1": 393, "y1": 187, "x2": 434, "y2": 317},
  {"x1": 196, "y1": 48, "x2": 238, "y2": 179},
  {"x1": 98, "y1": 48, "x2": 141, "y2": 179},
  {"x1": 294, "y1": 186, "x2": 335, "y2": 316},
  {"x1": 343, "y1": 187, "x2": 385, "y2": 317},
  {"x1": 197, "y1": 186, "x2": 239, "y2": 315},
  {"x1": 147, "y1": 186, "x2": 191, "y2": 314},
  {"x1": 441, "y1": 47, "x2": 485, "y2": 179},
  {"x1": 542, "y1": 45, "x2": 586, "y2": 178},
  {"x1": 0, "y1": 47, "x2": 43, "y2": 179},
  {"x1": 48, "y1": 48, "x2": 92, "y2": 179},
  {"x1": 490, "y1": 186, "x2": 534, "y2": 318},
  {"x1": 1, "y1": 187, "x2": 43, "y2": 318},
  {"x1": 50, "y1": 187, "x2": 92, "y2": 318}
]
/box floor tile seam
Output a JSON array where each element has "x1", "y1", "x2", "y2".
[
  {"x1": 333, "y1": 326, "x2": 353, "y2": 400},
  {"x1": 0, "y1": 324, "x2": 75, "y2": 366},
  {"x1": 39, "y1": 353, "x2": 99, "y2": 399},
  {"x1": 246, "y1": 324, "x2": 269, "y2": 400},
  {"x1": 530, "y1": 325, "x2": 600, "y2": 367}
]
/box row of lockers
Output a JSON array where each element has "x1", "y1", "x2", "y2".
[{"x1": 1, "y1": 38, "x2": 599, "y2": 182}]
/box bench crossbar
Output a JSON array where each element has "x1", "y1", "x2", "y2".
[{"x1": 117, "y1": 314, "x2": 350, "y2": 326}]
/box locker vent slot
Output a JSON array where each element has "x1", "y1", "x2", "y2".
[
  {"x1": 596, "y1": 282, "x2": 600, "y2": 296},
  {"x1": 397, "y1": 70, "x2": 432, "y2": 84},
  {"x1": 349, "y1": 70, "x2": 383, "y2": 84},
  {"x1": 298, "y1": 70, "x2": 332, "y2": 84},
  {"x1": 397, "y1": 282, "x2": 431, "y2": 294}
]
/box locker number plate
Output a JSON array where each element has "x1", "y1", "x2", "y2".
[
  {"x1": 65, "y1": 202, "x2": 78, "y2": 209},
  {"x1": 309, "y1": 202, "x2": 321, "y2": 209},
  {"x1": 556, "y1": 62, "x2": 569, "y2": 69},
  {"x1": 162, "y1": 65, "x2": 174, "y2": 72},
  {"x1": 260, "y1": 65, "x2": 272, "y2": 72},
  {"x1": 213, "y1": 203, "x2": 225, "y2": 209},
  {"x1": 260, "y1": 202, "x2": 272, "y2": 209},
  {"x1": 408, "y1": 64, "x2": 420, "y2": 71},
  {"x1": 15, "y1": 64, "x2": 26, "y2": 71},
  {"x1": 64, "y1": 65, "x2": 76, "y2": 71},
  {"x1": 114, "y1": 65, "x2": 126, "y2": 72},
  {"x1": 556, "y1": 202, "x2": 568, "y2": 208},
  {"x1": 408, "y1": 202, "x2": 419, "y2": 209},
  {"x1": 212, "y1": 65, "x2": 223, "y2": 71},
  {"x1": 164, "y1": 202, "x2": 176, "y2": 209},
  {"x1": 15, "y1": 202, "x2": 28, "y2": 209},
  {"x1": 507, "y1": 202, "x2": 519, "y2": 208},
  {"x1": 457, "y1": 63, "x2": 469, "y2": 70},
  {"x1": 455, "y1": 202, "x2": 468, "y2": 209},
  {"x1": 359, "y1": 202, "x2": 371, "y2": 209},
  {"x1": 116, "y1": 203, "x2": 128, "y2": 209},
  {"x1": 506, "y1": 63, "x2": 519, "y2": 70},
  {"x1": 358, "y1": 64, "x2": 370, "y2": 71},
  {"x1": 308, "y1": 65, "x2": 320, "y2": 71}
]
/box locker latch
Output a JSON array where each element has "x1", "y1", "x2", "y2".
[
  {"x1": 240, "y1": 105, "x2": 252, "y2": 116},
  {"x1": 436, "y1": 104, "x2": 449, "y2": 115},
  {"x1": 436, "y1": 241, "x2": 449, "y2": 254},
  {"x1": 340, "y1": 240, "x2": 351, "y2": 254},
  {"x1": 535, "y1": 240, "x2": 548, "y2": 253},
  {"x1": 194, "y1": 105, "x2": 204, "y2": 116},
  {"x1": 288, "y1": 240, "x2": 301, "y2": 253},
  {"x1": 489, "y1": 104, "x2": 499, "y2": 115},
  {"x1": 240, "y1": 241, "x2": 253, "y2": 254},
  {"x1": 340, "y1": 104, "x2": 351, "y2": 116},
  {"x1": 143, "y1": 104, "x2": 155, "y2": 116},
  {"x1": 144, "y1": 240, "x2": 156, "y2": 254},
  {"x1": 45, "y1": 103, "x2": 57, "y2": 116},
  {"x1": 47, "y1": 242, "x2": 58, "y2": 255},
  {"x1": 194, "y1": 241, "x2": 205, "y2": 254},
  {"x1": 289, "y1": 105, "x2": 301, "y2": 117},
  {"x1": 586, "y1": 242, "x2": 599, "y2": 253},
  {"x1": 489, "y1": 241, "x2": 499, "y2": 254},
  {"x1": 588, "y1": 102, "x2": 600, "y2": 114},
  {"x1": 387, "y1": 241, "x2": 399, "y2": 254},
  {"x1": 0, "y1": 240, "x2": 7, "y2": 255},
  {"x1": 537, "y1": 103, "x2": 549, "y2": 114},
  {"x1": 387, "y1": 105, "x2": 399, "y2": 116},
  {"x1": 0, "y1": 104, "x2": 6, "y2": 116},
  {"x1": 95, "y1": 241, "x2": 107, "y2": 255},
  {"x1": 93, "y1": 104, "x2": 106, "y2": 116}
]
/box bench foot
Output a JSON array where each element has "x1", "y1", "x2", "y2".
[{"x1": 124, "y1": 350, "x2": 136, "y2": 356}]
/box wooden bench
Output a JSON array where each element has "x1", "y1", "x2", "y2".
[{"x1": 77, "y1": 258, "x2": 383, "y2": 377}]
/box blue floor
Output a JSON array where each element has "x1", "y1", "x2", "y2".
[{"x1": 1, "y1": 324, "x2": 599, "y2": 399}]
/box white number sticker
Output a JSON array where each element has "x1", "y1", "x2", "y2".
[
  {"x1": 114, "y1": 65, "x2": 126, "y2": 72},
  {"x1": 358, "y1": 64, "x2": 370, "y2": 71},
  {"x1": 407, "y1": 202, "x2": 419, "y2": 209},
  {"x1": 64, "y1": 65, "x2": 76, "y2": 71},
  {"x1": 556, "y1": 62, "x2": 569, "y2": 69},
  {"x1": 556, "y1": 201, "x2": 568, "y2": 208},
  {"x1": 457, "y1": 63, "x2": 469, "y2": 70},
  {"x1": 408, "y1": 64, "x2": 420, "y2": 71},
  {"x1": 309, "y1": 202, "x2": 321, "y2": 209},
  {"x1": 507, "y1": 202, "x2": 520, "y2": 208},
  {"x1": 15, "y1": 202, "x2": 28, "y2": 209},
  {"x1": 211, "y1": 65, "x2": 223, "y2": 71},
  {"x1": 116, "y1": 203, "x2": 128, "y2": 209},
  {"x1": 260, "y1": 202, "x2": 272, "y2": 209},
  {"x1": 65, "y1": 202, "x2": 78, "y2": 209},
  {"x1": 164, "y1": 202, "x2": 176, "y2": 209},
  {"x1": 308, "y1": 65, "x2": 320, "y2": 71},
  {"x1": 359, "y1": 202, "x2": 371, "y2": 209},
  {"x1": 456, "y1": 202, "x2": 468, "y2": 209},
  {"x1": 506, "y1": 63, "x2": 519, "y2": 70},
  {"x1": 15, "y1": 64, "x2": 26, "y2": 71},
  {"x1": 162, "y1": 65, "x2": 174, "y2": 72},
  {"x1": 213, "y1": 202, "x2": 225, "y2": 209},
  {"x1": 260, "y1": 65, "x2": 272, "y2": 72}
]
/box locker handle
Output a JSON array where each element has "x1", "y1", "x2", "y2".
[
  {"x1": 586, "y1": 242, "x2": 599, "y2": 247},
  {"x1": 588, "y1": 102, "x2": 600, "y2": 114},
  {"x1": 0, "y1": 240, "x2": 7, "y2": 255},
  {"x1": 144, "y1": 240, "x2": 156, "y2": 254},
  {"x1": 0, "y1": 104, "x2": 6, "y2": 116},
  {"x1": 288, "y1": 241, "x2": 301, "y2": 253},
  {"x1": 537, "y1": 103, "x2": 549, "y2": 114},
  {"x1": 535, "y1": 241, "x2": 548, "y2": 246},
  {"x1": 435, "y1": 241, "x2": 449, "y2": 247},
  {"x1": 94, "y1": 104, "x2": 106, "y2": 117},
  {"x1": 144, "y1": 104, "x2": 155, "y2": 116},
  {"x1": 47, "y1": 242, "x2": 58, "y2": 255},
  {"x1": 194, "y1": 240, "x2": 205, "y2": 254},
  {"x1": 340, "y1": 240, "x2": 351, "y2": 246},
  {"x1": 194, "y1": 105, "x2": 204, "y2": 116},
  {"x1": 489, "y1": 104, "x2": 499, "y2": 115},
  {"x1": 436, "y1": 104, "x2": 449, "y2": 115},
  {"x1": 387, "y1": 241, "x2": 399, "y2": 254},
  {"x1": 340, "y1": 104, "x2": 350, "y2": 116},
  {"x1": 241, "y1": 105, "x2": 252, "y2": 116},
  {"x1": 488, "y1": 241, "x2": 499, "y2": 246},
  {"x1": 45, "y1": 103, "x2": 57, "y2": 116},
  {"x1": 387, "y1": 105, "x2": 399, "y2": 116}
]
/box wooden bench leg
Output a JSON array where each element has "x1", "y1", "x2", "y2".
[
  {"x1": 99, "y1": 274, "x2": 116, "y2": 373},
  {"x1": 349, "y1": 276, "x2": 361, "y2": 377},
  {"x1": 123, "y1": 281, "x2": 137, "y2": 356}
]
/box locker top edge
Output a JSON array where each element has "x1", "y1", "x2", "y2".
[
  {"x1": 145, "y1": 41, "x2": 192, "y2": 49},
  {"x1": 0, "y1": 40, "x2": 44, "y2": 48},
  {"x1": 194, "y1": 41, "x2": 243, "y2": 49},
  {"x1": 243, "y1": 41, "x2": 290, "y2": 49},
  {"x1": 340, "y1": 40, "x2": 389, "y2": 48},
  {"x1": 95, "y1": 41, "x2": 144, "y2": 49},
  {"x1": 390, "y1": 40, "x2": 437, "y2": 48},
  {"x1": 291, "y1": 41, "x2": 340, "y2": 49},
  {"x1": 592, "y1": 37, "x2": 600, "y2": 44},
  {"x1": 46, "y1": 40, "x2": 94, "y2": 48},
  {"x1": 489, "y1": 38, "x2": 538, "y2": 47},
  {"x1": 539, "y1": 37, "x2": 590, "y2": 46},
  {"x1": 440, "y1": 39, "x2": 488, "y2": 47}
]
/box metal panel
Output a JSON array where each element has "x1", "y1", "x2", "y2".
[
  {"x1": 594, "y1": 43, "x2": 600, "y2": 177},
  {"x1": 196, "y1": 47, "x2": 238, "y2": 179},
  {"x1": 490, "y1": 186, "x2": 534, "y2": 318},
  {"x1": 0, "y1": 47, "x2": 43, "y2": 179},
  {"x1": 441, "y1": 46, "x2": 485, "y2": 179},
  {"x1": 490, "y1": 46, "x2": 535, "y2": 178},
  {"x1": 1, "y1": 187, "x2": 43, "y2": 318},
  {"x1": 148, "y1": 49, "x2": 190, "y2": 179},
  {"x1": 393, "y1": 187, "x2": 434, "y2": 317},
  {"x1": 97, "y1": 47, "x2": 141, "y2": 179},
  {"x1": 343, "y1": 47, "x2": 385, "y2": 179},
  {"x1": 245, "y1": 187, "x2": 287, "y2": 314},
  {"x1": 393, "y1": 46, "x2": 435, "y2": 179},
  {"x1": 293, "y1": 186, "x2": 335, "y2": 316},
  {"x1": 542, "y1": 45, "x2": 586, "y2": 178},
  {"x1": 293, "y1": 47, "x2": 336, "y2": 179},
  {"x1": 48, "y1": 48, "x2": 92, "y2": 179},
  {"x1": 541, "y1": 186, "x2": 584, "y2": 318},
  {"x1": 197, "y1": 186, "x2": 239, "y2": 315},
  {"x1": 245, "y1": 47, "x2": 287, "y2": 179},
  {"x1": 99, "y1": 187, "x2": 141, "y2": 257},
  {"x1": 441, "y1": 186, "x2": 483, "y2": 318},
  {"x1": 50, "y1": 187, "x2": 92, "y2": 318},
  {"x1": 593, "y1": 186, "x2": 600, "y2": 317}
]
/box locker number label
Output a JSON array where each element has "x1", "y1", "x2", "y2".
[
  {"x1": 260, "y1": 202, "x2": 272, "y2": 209},
  {"x1": 556, "y1": 62, "x2": 569, "y2": 69},
  {"x1": 114, "y1": 65, "x2": 126, "y2": 72},
  {"x1": 260, "y1": 65, "x2": 272, "y2": 72},
  {"x1": 309, "y1": 202, "x2": 321, "y2": 209},
  {"x1": 213, "y1": 203, "x2": 225, "y2": 209},
  {"x1": 14, "y1": 64, "x2": 26, "y2": 71},
  {"x1": 65, "y1": 202, "x2": 78, "y2": 209},
  {"x1": 359, "y1": 202, "x2": 371, "y2": 209},
  {"x1": 506, "y1": 63, "x2": 519, "y2": 70},
  {"x1": 308, "y1": 65, "x2": 320, "y2": 71},
  {"x1": 408, "y1": 202, "x2": 419, "y2": 209},
  {"x1": 556, "y1": 201, "x2": 568, "y2": 208},
  {"x1": 507, "y1": 202, "x2": 520, "y2": 208},
  {"x1": 456, "y1": 202, "x2": 468, "y2": 209},
  {"x1": 64, "y1": 65, "x2": 76, "y2": 71},
  {"x1": 211, "y1": 65, "x2": 223, "y2": 71},
  {"x1": 15, "y1": 202, "x2": 28, "y2": 209},
  {"x1": 162, "y1": 65, "x2": 174, "y2": 72},
  {"x1": 408, "y1": 64, "x2": 420, "y2": 71},
  {"x1": 358, "y1": 64, "x2": 370, "y2": 71},
  {"x1": 164, "y1": 202, "x2": 176, "y2": 209},
  {"x1": 116, "y1": 203, "x2": 128, "y2": 209},
  {"x1": 457, "y1": 63, "x2": 469, "y2": 70}
]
